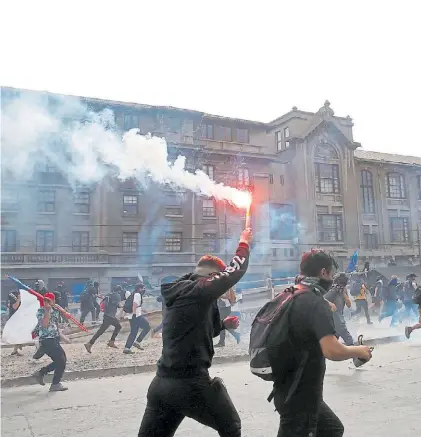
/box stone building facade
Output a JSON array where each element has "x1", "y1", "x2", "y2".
[{"x1": 1, "y1": 87, "x2": 420, "y2": 296}]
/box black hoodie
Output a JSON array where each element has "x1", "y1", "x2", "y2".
[{"x1": 157, "y1": 242, "x2": 250, "y2": 378}]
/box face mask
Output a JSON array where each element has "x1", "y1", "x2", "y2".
[{"x1": 319, "y1": 278, "x2": 333, "y2": 292}]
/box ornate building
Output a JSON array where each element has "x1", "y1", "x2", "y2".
[{"x1": 1, "y1": 88, "x2": 420, "y2": 295}]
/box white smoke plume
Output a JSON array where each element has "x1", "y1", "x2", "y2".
[{"x1": 1, "y1": 91, "x2": 251, "y2": 208}]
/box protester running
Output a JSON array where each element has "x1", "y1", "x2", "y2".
[
  {"x1": 137, "y1": 228, "x2": 252, "y2": 437},
  {"x1": 325, "y1": 273, "x2": 354, "y2": 347},
  {"x1": 405, "y1": 285, "x2": 421, "y2": 339},
  {"x1": 215, "y1": 287, "x2": 240, "y2": 347},
  {"x1": 250, "y1": 249, "x2": 372, "y2": 437},
  {"x1": 7, "y1": 289, "x2": 23, "y2": 356},
  {"x1": 379, "y1": 275, "x2": 400, "y2": 327},
  {"x1": 123, "y1": 282, "x2": 150, "y2": 354},
  {"x1": 33, "y1": 292, "x2": 68, "y2": 392},
  {"x1": 84, "y1": 285, "x2": 124, "y2": 352}
]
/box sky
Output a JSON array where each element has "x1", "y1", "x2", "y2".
[{"x1": 1, "y1": 0, "x2": 420, "y2": 156}]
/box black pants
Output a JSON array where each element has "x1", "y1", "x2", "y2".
[
  {"x1": 125, "y1": 315, "x2": 151, "y2": 349},
  {"x1": 93, "y1": 299, "x2": 101, "y2": 320},
  {"x1": 351, "y1": 299, "x2": 371, "y2": 323},
  {"x1": 277, "y1": 401, "x2": 344, "y2": 437},
  {"x1": 138, "y1": 375, "x2": 241, "y2": 437},
  {"x1": 80, "y1": 304, "x2": 95, "y2": 323},
  {"x1": 39, "y1": 338, "x2": 67, "y2": 385},
  {"x1": 89, "y1": 314, "x2": 121, "y2": 344},
  {"x1": 332, "y1": 312, "x2": 354, "y2": 346}
]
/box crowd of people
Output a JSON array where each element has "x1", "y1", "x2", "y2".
[{"x1": 4, "y1": 228, "x2": 421, "y2": 435}]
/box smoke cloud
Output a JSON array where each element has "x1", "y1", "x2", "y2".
[{"x1": 1, "y1": 91, "x2": 250, "y2": 207}]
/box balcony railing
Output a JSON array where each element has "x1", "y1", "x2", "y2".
[{"x1": 1, "y1": 253, "x2": 109, "y2": 265}]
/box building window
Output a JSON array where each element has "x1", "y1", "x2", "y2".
[
  {"x1": 200, "y1": 124, "x2": 213, "y2": 140},
  {"x1": 386, "y1": 173, "x2": 406, "y2": 198},
  {"x1": 165, "y1": 206, "x2": 183, "y2": 216},
  {"x1": 74, "y1": 192, "x2": 90, "y2": 214},
  {"x1": 202, "y1": 164, "x2": 215, "y2": 180},
  {"x1": 363, "y1": 225, "x2": 379, "y2": 249},
  {"x1": 215, "y1": 126, "x2": 232, "y2": 142},
  {"x1": 235, "y1": 128, "x2": 249, "y2": 143},
  {"x1": 389, "y1": 217, "x2": 410, "y2": 243},
  {"x1": 269, "y1": 174, "x2": 274, "y2": 184},
  {"x1": 123, "y1": 194, "x2": 138, "y2": 215},
  {"x1": 280, "y1": 175, "x2": 285, "y2": 185},
  {"x1": 317, "y1": 214, "x2": 343, "y2": 242},
  {"x1": 1, "y1": 188, "x2": 19, "y2": 210},
  {"x1": 165, "y1": 232, "x2": 182, "y2": 252},
  {"x1": 315, "y1": 163, "x2": 340, "y2": 194},
  {"x1": 36, "y1": 160, "x2": 58, "y2": 173},
  {"x1": 417, "y1": 175, "x2": 421, "y2": 200},
  {"x1": 276, "y1": 131, "x2": 282, "y2": 151},
  {"x1": 1, "y1": 230, "x2": 17, "y2": 252},
  {"x1": 238, "y1": 168, "x2": 250, "y2": 186},
  {"x1": 37, "y1": 190, "x2": 55, "y2": 212},
  {"x1": 284, "y1": 127, "x2": 290, "y2": 138},
  {"x1": 124, "y1": 114, "x2": 139, "y2": 131},
  {"x1": 203, "y1": 232, "x2": 217, "y2": 252},
  {"x1": 315, "y1": 144, "x2": 339, "y2": 159},
  {"x1": 360, "y1": 170, "x2": 375, "y2": 213},
  {"x1": 123, "y1": 232, "x2": 138, "y2": 253},
  {"x1": 72, "y1": 231, "x2": 89, "y2": 252},
  {"x1": 202, "y1": 199, "x2": 216, "y2": 217},
  {"x1": 284, "y1": 141, "x2": 290, "y2": 149},
  {"x1": 36, "y1": 230, "x2": 54, "y2": 252}
]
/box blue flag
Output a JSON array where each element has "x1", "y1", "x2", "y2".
[{"x1": 346, "y1": 249, "x2": 358, "y2": 273}]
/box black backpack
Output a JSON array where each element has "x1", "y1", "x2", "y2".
[
  {"x1": 413, "y1": 286, "x2": 421, "y2": 305},
  {"x1": 249, "y1": 283, "x2": 314, "y2": 386},
  {"x1": 123, "y1": 292, "x2": 135, "y2": 313},
  {"x1": 79, "y1": 290, "x2": 90, "y2": 304}
]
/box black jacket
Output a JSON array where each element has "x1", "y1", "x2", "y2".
[{"x1": 157, "y1": 243, "x2": 250, "y2": 378}]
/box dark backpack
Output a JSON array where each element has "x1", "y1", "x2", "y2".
[
  {"x1": 350, "y1": 281, "x2": 361, "y2": 297},
  {"x1": 413, "y1": 287, "x2": 421, "y2": 305},
  {"x1": 249, "y1": 283, "x2": 313, "y2": 386},
  {"x1": 79, "y1": 291, "x2": 90, "y2": 304},
  {"x1": 123, "y1": 292, "x2": 135, "y2": 313}
]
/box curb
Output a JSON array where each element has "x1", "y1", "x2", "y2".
[
  {"x1": 1, "y1": 335, "x2": 408, "y2": 388},
  {"x1": 0, "y1": 354, "x2": 251, "y2": 388}
]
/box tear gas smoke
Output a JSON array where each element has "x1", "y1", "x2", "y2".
[{"x1": 1, "y1": 92, "x2": 251, "y2": 209}]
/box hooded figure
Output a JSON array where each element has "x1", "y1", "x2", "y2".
[{"x1": 137, "y1": 228, "x2": 252, "y2": 437}]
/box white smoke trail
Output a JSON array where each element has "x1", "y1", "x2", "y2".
[{"x1": 1, "y1": 91, "x2": 250, "y2": 207}]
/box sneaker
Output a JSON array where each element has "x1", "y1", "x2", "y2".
[
  {"x1": 405, "y1": 326, "x2": 412, "y2": 339},
  {"x1": 33, "y1": 371, "x2": 45, "y2": 386},
  {"x1": 214, "y1": 343, "x2": 225, "y2": 348},
  {"x1": 84, "y1": 343, "x2": 92, "y2": 354},
  {"x1": 133, "y1": 342, "x2": 144, "y2": 350},
  {"x1": 49, "y1": 383, "x2": 68, "y2": 392},
  {"x1": 367, "y1": 321, "x2": 373, "y2": 325},
  {"x1": 107, "y1": 341, "x2": 118, "y2": 349},
  {"x1": 123, "y1": 348, "x2": 135, "y2": 354}
]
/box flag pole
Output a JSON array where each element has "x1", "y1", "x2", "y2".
[{"x1": 5, "y1": 275, "x2": 88, "y2": 332}]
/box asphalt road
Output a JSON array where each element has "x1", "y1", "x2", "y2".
[{"x1": 2, "y1": 338, "x2": 420, "y2": 437}]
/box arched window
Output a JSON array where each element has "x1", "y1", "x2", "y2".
[
  {"x1": 386, "y1": 172, "x2": 406, "y2": 199},
  {"x1": 314, "y1": 144, "x2": 340, "y2": 194},
  {"x1": 360, "y1": 170, "x2": 375, "y2": 213},
  {"x1": 315, "y1": 144, "x2": 339, "y2": 159}
]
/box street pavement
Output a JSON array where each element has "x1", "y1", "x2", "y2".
[{"x1": 2, "y1": 339, "x2": 420, "y2": 437}]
